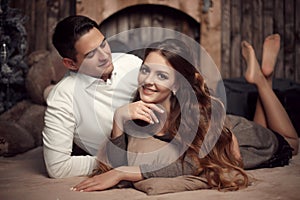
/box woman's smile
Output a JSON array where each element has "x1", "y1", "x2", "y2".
[
  {"x1": 141, "y1": 85, "x2": 158, "y2": 95},
  {"x1": 137, "y1": 52, "x2": 177, "y2": 107}
]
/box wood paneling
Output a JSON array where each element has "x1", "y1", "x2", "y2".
[
  {"x1": 230, "y1": 0, "x2": 241, "y2": 77},
  {"x1": 252, "y1": 0, "x2": 263, "y2": 63},
  {"x1": 7, "y1": 0, "x2": 300, "y2": 83},
  {"x1": 76, "y1": 0, "x2": 201, "y2": 24},
  {"x1": 284, "y1": 0, "x2": 295, "y2": 80},
  {"x1": 273, "y1": 0, "x2": 284, "y2": 78},
  {"x1": 296, "y1": 0, "x2": 300, "y2": 82},
  {"x1": 221, "y1": 0, "x2": 231, "y2": 77},
  {"x1": 221, "y1": 0, "x2": 300, "y2": 82},
  {"x1": 99, "y1": 5, "x2": 200, "y2": 58},
  {"x1": 9, "y1": 0, "x2": 75, "y2": 54}
]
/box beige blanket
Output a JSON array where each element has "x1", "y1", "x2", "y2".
[{"x1": 1, "y1": 142, "x2": 300, "y2": 200}]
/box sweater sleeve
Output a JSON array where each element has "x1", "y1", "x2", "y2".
[
  {"x1": 140, "y1": 155, "x2": 198, "y2": 179},
  {"x1": 106, "y1": 134, "x2": 128, "y2": 167}
]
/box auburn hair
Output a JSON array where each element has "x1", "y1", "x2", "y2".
[{"x1": 139, "y1": 39, "x2": 248, "y2": 191}]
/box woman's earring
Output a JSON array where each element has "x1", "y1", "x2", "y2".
[{"x1": 172, "y1": 90, "x2": 176, "y2": 96}]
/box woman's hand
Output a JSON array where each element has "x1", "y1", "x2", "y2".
[
  {"x1": 71, "y1": 169, "x2": 122, "y2": 192},
  {"x1": 112, "y1": 101, "x2": 164, "y2": 139},
  {"x1": 71, "y1": 166, "x2": 143, "y2": 192},
  {"x1": 116, "y1": 101, "x2": 164, "y2": 124}
]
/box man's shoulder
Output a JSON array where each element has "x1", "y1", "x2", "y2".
[
  {"x1": 112, "y1": 52, "x2": 141, "y2": 60},
  {"x1": 54, "y1": 74, "x2": 76, "y2": 89},
  {"x1": 112, "y1": 53, "x2": 142, "y2": 67},
  {"x1": 47, "y1": 74, "x2": 76, "y2": 101}
]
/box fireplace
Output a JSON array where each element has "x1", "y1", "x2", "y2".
[
  {"x1": 99, "y1": 4, "x2": 200, "y2": 58},
  {"x1": 76, "y1": 0, "x2": 220, "y2": 69},
  {"x1": 76, "y1": 0, "x2": 205, "y2": 49}
]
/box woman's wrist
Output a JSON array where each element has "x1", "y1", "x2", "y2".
[
  {"x1": 111, "y1": 109, "x2": 125, "y2": 139},
  {"x1": 115, "y1": 166, "x2": 143, "y2": 182}
]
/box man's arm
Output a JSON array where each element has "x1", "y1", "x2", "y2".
[{"x1": 43, "y1": 86, "x2": 97, "y2": 178}]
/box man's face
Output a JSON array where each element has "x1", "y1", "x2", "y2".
[{"x1": 74, "y1": 27, "x2": 113, "y2": 79}]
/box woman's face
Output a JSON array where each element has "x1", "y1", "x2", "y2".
[{"x1": 138, "y1": 52, "x2": 177, "y2": 107}]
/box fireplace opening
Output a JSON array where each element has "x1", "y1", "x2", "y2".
[{"x1": 99, "y1": 4, "x2": 200, "y2": 58}]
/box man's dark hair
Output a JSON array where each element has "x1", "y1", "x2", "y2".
[{"x1": 52, "y1": 15, "x2": 100, "y2": 61}]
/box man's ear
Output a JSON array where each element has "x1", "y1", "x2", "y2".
[{"x1": 62, "y1": 58, "x2": 79, "y2": 71}]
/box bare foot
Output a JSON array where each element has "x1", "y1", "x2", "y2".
[
  {"x1": 261, "y1": 34, "x2": 280, "y2": 78},
  {"x1": 241, "y1": 41, "x2": 263, "y2": 84}
]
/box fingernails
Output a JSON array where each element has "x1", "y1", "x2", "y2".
[
  {"x1": 70, "y1": 187, "x2": 80, "y2": 192},
  {"x1": 70, "y1": 187, "x2": 76, "y2": 191},
  {"x1": 150, "y1": 120, "x2": 154, "y2": 124}
]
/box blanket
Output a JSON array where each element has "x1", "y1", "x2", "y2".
[{"x1": 0, "y1": 141, "x2": 300, "y2": 200}]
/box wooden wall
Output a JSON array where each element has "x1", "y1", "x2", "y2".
[
  {"x1": 9, "y1": 0, "x2": 75, "y2": 54},
  {"x1": 8, "y1": 0, "x2": 300, "y2": 83},
  {"x1": 221, "y1": 0, "x2": 300, "y2": 82},
  {"x1": 76, "y1": 0, "x2": 222, "y2": 70},
  {"x1": 98, "y1": 4, "x2": 200, "y2": 59}
]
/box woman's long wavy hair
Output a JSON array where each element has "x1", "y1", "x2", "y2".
[{"x1": 136, "y1": 39, "x2": 248, "y2": 191}]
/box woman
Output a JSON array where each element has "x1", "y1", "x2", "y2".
[
  {"x1": 73, "y1": 39, "x2": 249, "y2": 192},
  {"x1": 73, "y1": 36, "x2": 298, "y2": 192},
  {"x1": 228, "y1": 34, "x2": 298, "y2": 170}
]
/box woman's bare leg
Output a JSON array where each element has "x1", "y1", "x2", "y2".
[
  {"x1": 241, "y1": 40, "x2": 298, "y2": 155},
  {"x1": 241, "y1": 41, "x2": 266, "y2": 127},
  {"x1": 261, "y1": 34, "x2": 281, "y2": 80},
  {"x1": 248, "y1": 34, "x2": 281, "y2": 128}
]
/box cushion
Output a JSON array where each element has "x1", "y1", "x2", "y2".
[{"x1": 133, "y1": 175, "x2": 209, "y2": 195}]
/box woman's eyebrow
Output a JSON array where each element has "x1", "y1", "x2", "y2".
[
  {"x1": 157, "y1": 70, "x2": 170, "y2": 75},
  {"x1": 142, "y1": 63, "x2": 150, "y2": 68},
  {"x1": 143, "y1": 63, "x2": 170, "y2": 74}
]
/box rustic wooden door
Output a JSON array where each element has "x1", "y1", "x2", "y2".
[{"x1": 99, "y1": 4, "x2": 200, "y2": 58}]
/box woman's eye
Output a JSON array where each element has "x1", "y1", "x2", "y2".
[
  {"x1": 140, "y1": 65, "x2": 149, "y2": 74},
  {"x1": 158, "y1": 73, "x2": 168, "y2": 80}
]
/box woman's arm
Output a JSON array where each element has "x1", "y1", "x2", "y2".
[
  {"x1": 112, "y1": 101, "x2": 163, "y2": 139},
  {"x1": 72, "y1": 155, "x2": 198, "y2": 192},
  {"x1": 106, "y1": 134, "x2": 128, "y2": 167},
  {"x1": 72, "y1": 102, "x2": 168, "y2": 191},
  {"x1": 72, "y1": 166, "x2": 143, "y2": 192},
  {"x1": 108, "y1": 101, "x2": 164, "y2": 167}
]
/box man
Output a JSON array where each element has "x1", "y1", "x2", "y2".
[{"x1": 42, "y1": 15, "x2": 142, "y2": 178}]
